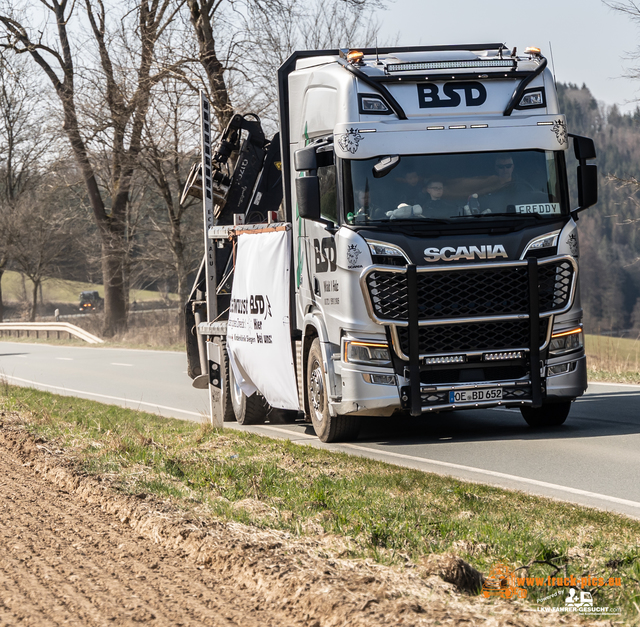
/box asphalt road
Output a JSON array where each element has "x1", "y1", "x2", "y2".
[{"x1": 1, "y1": 340, "x2": 639, "y2": 519}]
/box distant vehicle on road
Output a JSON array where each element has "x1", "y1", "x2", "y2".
[{"x1": 79, "y1": 291, "x2": 103, "y2": 313}]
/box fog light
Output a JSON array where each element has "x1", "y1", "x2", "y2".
[
  {"x1": 548, "y1": 363, "x2": 571, "y2": 375},
  {"x1": 423, "y1": 355, "x2": 466, "y2": 365},
  {"x1": 484, "y1": 351, "x2": 524, "y2": 361},
  {"x1": 362, "y1": 373, "x2": 396, "y2": 385}
]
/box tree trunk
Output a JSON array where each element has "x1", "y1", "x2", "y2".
[
  {"x1": 0, "y1": 264, "x2": 5, "y2": 323},
  {"x1": 30, "y1": 278, "x2": 39, "y2": 322},
  {"x1": 101, "y1": 240, "x2": 128, "y2": 337}
]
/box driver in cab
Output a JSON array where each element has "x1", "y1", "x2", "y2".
[{"x1": 473, "y1": 154, "x2": 536, "y2": 214}]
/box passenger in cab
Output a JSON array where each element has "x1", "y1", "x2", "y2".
[{"x1": 422, "y1": 178, "x2": 459, "y2": 218}]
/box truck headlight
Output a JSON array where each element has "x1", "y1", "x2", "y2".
[
  {"x1": 344, "y1": 340, "x2": 392, "y2": 367},
  {"x1": 549, "y1": 327, "x2": 583, "y2": 356}
]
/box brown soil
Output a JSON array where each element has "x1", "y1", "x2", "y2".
[{"x1": 0, "y1": 421, "x2": 591, "y2": 627}]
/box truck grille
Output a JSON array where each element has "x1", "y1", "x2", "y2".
[
  {"x1": 396, "y1": 319, "x2": 549, "y2": 355},
  {"x1": 364, "y1": 258, "x2": 575, "y2": 322}
]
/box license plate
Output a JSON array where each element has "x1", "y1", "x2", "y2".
[{"x1": 449, "y1": 388, "x2": 502, "y2": 403}]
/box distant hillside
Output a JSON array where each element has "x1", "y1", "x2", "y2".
[{"x1": 558, "y1": 83, "x2": 640, "y2": 334}]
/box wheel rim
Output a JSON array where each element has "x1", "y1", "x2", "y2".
[
  {"x1": 309, "y1": 359, "x2": 324, "y2": 423},
  {"x1": 231, "y1": 370, "x2": 244, "y2": 409}
]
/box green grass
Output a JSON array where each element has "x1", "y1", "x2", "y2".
[
  {"x1": 2, "y1": 384, "x2": 639, "y2": 621},
  {"x1": 1, "y1": 270, "x2": 177, "y2": 304},
  {"x1": 585, "y1": 333, "x2": 640, "y2": 384}
]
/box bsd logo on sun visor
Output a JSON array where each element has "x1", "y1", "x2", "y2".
[{"x1": 418, "y1": 82, "x2": 487, "y2": 109}]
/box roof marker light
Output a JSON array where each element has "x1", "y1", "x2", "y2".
[
  {"x1": 537, "y1": 121, "x2": 553, "y2": 126},
  {"x1": 449, "y1": 125, "x2": 466, "y2": 129},
  {"x1": 427, "y1": 125, "x2": 445, "y2": 130},
  {"x1": 470, "y1": 124, "x2": 488, "y2": 128}
]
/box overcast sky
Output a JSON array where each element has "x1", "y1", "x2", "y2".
[{"x1": 376, "y1": 0, "x2": 640, "y2": 112}]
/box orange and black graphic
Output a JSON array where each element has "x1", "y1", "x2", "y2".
[{"x1": 482, "y1": 563, "x2": 527, "y2": 600}]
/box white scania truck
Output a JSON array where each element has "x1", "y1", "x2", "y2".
[{"x1": 184, "y1": 43, "x2": 597, "y2": 443}]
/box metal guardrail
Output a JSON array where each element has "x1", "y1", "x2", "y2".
[{"x1": 0, "y1": 322, "x2": 104, "y2": 344}]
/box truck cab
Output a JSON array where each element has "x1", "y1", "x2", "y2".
[{"x1": 278, "y1": 44, "x2": 597, "y2": 441}]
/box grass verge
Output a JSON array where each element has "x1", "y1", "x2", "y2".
[
  {"x1": 585, "y1": 333, "x2": 640, "y2": 385},
  {"x1": 1, "y1": 383, "x2": 639, "y2": 621}
]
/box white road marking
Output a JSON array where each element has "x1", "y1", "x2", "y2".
[
  {"x1": 2, "y1": 374, "x2": 203, "y2": 418},
  {"x1": 586, "y1": 381, "x2": 640, "y2": 389},
  {"x1": 252, "y1": 424, "x2": 640, "y2": 512},
  {"x1": 111, "y1": 363, "x2": 133, "y2": 367},
  {"x1": 4, "y1": 368, "x2": 639, "y2": 512},
  {"x1": 56, "y1": 357, "x2": 73, "y2": 361}
]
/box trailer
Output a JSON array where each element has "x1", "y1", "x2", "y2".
[{"x1": 184, "y1": 43, "x2": 597, "y2": 442}]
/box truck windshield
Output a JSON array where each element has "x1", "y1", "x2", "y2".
[{"x1": 343, "y1": 150, "x2": 569, "y2": 224}]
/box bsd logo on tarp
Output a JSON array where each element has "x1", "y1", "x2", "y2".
[
  {"x1": 250, "y1": 294, "x2": 272, "y2": 320},
  {"x1": 418, "y1": 82, "x2": 487, "y2": 109}
]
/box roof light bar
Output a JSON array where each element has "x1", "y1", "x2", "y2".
[{"x1": 387, "y1": 59, "x2": 515, "y2": 72}]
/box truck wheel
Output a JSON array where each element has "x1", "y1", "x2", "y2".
[
  {"x1": 229, "y1": 360, "x2": 268, "y2": 425},
  {"x1": 307, "y1": 338, "x2": 361, "y2": 443},
  {"x1": 521, "y1": 401, "x2": 571, "y2": 427},
  {"x1": 219, "y1": 339, "x2": 236, "y2": 423}
]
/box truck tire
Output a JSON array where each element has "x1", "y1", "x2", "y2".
[
  {"x1": 521, "y1": 401, "x2": 571, "y2": 427},
  {"x1": 306, "y1": 338, "x2": 361, "y2": 443},
  {"x1": 219, "y1": 339, "x2": 236, "y2": 423},
  {"x1": 228, "y1": 359, "x2": 269, "y2": 425}
]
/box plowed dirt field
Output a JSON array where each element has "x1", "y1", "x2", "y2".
[{"x1": 0, "y1": 419, "x2": 587, "y2": 626}]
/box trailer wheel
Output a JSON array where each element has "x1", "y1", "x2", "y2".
[
  {"x1": 521, "y1": 401, "x2": 571, "y2": 427},
  {"x1": 228, "y1": 359, "x2": 269, "y2": 425},
  {"x1": 307, "y1": 338, "x2": 361, "y2": 443},
  {"x1": 218, "y1": 339, "x2": 236, "y2": 423}
]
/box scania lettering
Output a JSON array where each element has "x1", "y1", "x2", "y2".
[{"x1": 184, "y1": 44, "x2": 597, "y2": 442}]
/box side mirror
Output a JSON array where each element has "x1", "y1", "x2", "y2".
[
  {"x1": 294, "y1": 145, "x2": 318, "y2": 172},
  {"x1": 373, "y1": 155, "x2": 401, "y2": 178},
  {"x1": 577, "y1": 164, "x2": 598, "y2": 210},
  {"x1": 569, "y1": 134, "x2": 598, "y2": 214},
  {"x1": 572, "y1": 135, "x2": 596, "y2": 161},
  {"x1": 295, "y1": 176, "x2": 321, "y2": 220}
]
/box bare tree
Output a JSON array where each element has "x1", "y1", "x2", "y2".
[
  {"x1": 0, "y1": 0, "x2": 185, "y2": 335},
  {"x1": 139, "y1": 79, "x2": 201, "y2": 314},
  {"x1": 5, "y1": 187, "x2": 76, "y2": 320},
  {"x1": 184, "y1": 0, "x2": 386, "y2": 132},
  {"x1": 0, "y1": 51, "x2": 54, "y2": 320}
]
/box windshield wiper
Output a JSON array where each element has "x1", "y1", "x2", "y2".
[
  {"x1": 368, "y1": 218, "x2": 452, "y2": 225},
  {"x1": 462, "y1": 212, "x2": 543, "y2": 219}
]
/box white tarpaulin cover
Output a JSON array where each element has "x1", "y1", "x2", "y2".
[{"x1": 226, "y1": 229, "x2": 299, "y2": 410}]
